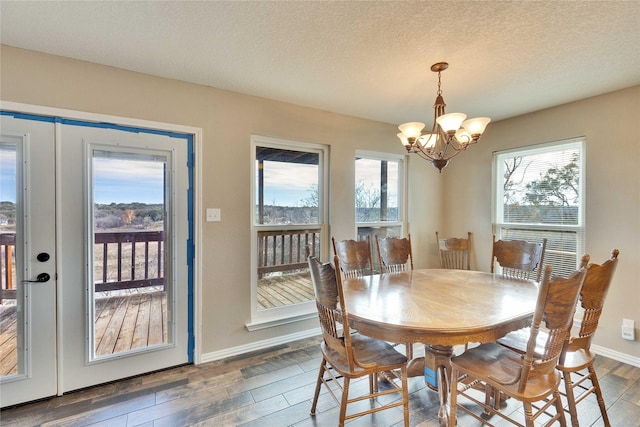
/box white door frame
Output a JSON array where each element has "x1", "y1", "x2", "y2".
[{"x1": 1, "y1": 101, "x2": 203, "y2": 398}]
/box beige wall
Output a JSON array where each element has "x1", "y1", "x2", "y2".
[
  {"x1": 0, "y1": 45, "x2": 441, "y2": 356},
  {"x1": 441, "y1": 86, "x2": 640, "y2": 358},
  {"x1": 1, "y1": 45, "x2": 637, "y2": 361}
]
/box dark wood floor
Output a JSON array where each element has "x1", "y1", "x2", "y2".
[{"x1": 1, "y1": 336, "x2": 639, "y2": 426}]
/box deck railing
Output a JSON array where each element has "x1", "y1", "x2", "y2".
[
  {"x1": 0, "y1": 233, "x2": 16, "y2": 300},
  {"x1": 2, "y1": 229, "x2": 321, "y2": 299},
  {"x1": 0, "y1": 231, "x2": 166, "y2": 299},
  {"x1": 257, "y1": 229, "x2": 320, "y2": 278},
  {"x1": 94, "y1": 231, "x2": 165, "y2": 292}
]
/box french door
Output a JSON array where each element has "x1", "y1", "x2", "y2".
[{"x1": 0, "y1": 113, "x2": 193, "y2": 406}]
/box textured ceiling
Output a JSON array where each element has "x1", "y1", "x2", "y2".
[{"x1": 1, "y1": 1, "x2": 639, "y2": 125}]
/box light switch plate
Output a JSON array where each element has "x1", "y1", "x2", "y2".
[
  {"x1": 206, "y1": 208, "x2": 221, "y2": 222},
  {"x1": 622, "y1": 318, "x2": 635, "y2": 341}
]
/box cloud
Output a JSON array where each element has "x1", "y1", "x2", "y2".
[{"x1": 93, "y1": 157, "x2": 165, "y2": 204}]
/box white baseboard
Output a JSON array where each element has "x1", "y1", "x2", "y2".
[
  {"x1": 198, "y1": 329, "x2": 640, "y2": 369},
  {"x1": 199, "y1": 327, "x2": 321, "y2": 364},
  {"x1": 591, "y1": 344, "x2": 640, "y2": 368}
]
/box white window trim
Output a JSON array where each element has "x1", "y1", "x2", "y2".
[
  {"x1": 247, "y1": 135, "x2": 329, "y2": 330},
  {"x1": 491, "y1": 137, "x2": 586, "y2": 275}
]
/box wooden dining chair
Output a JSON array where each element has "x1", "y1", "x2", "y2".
[
  {"x1": 491, "y1": 235, "x2": 547, "y2": 282},
  {"x1": 448, "y1": 264, "x2": 586, "y2": 427},
  {"x1": 331, "y1": 236, "x2": 373, "y2": 278},
  {"x1": 436, "y1": 231, "x2": 471, "y2": 270},
  {"x1": 374, "y1": 234, "x2": 415, "y2": 358},
  {"x1": 375, "y1": 234, "x2": 413, "y2": 273},
  {"x1": 498, "y1": 249, "x2": 620, "y2": 426},
  {"x1": 308, "y1": 255, "x2": 410, "y2": 427}
]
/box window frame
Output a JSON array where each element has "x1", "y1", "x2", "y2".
[
  {"x1": 491, "y1": 137, "x2": 586, "y2": 279},
  {"x1": 247, "y1": 135, "x2": 329, "y2": 330}
]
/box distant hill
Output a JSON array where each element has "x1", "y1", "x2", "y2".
[{"x1": 94, "y1": 203, "x2": 164, "y2": 230}]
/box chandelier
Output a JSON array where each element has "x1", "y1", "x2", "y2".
[{"x1": 397, "y1": 62, "x2": 491, "y2": 172}]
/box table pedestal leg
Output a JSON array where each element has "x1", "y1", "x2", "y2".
[
  {"x1": 404, "y1": 345, "x2": 455, "y2": 426},
  {"x1": 425, "y1": 345, "x2": 454, "y2": 427}
]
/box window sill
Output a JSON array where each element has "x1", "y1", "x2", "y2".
[{"x1": 245, "y1": 311, "x2": 317, "y2": 332}]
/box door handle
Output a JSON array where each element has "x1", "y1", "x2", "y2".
[{"x1": 22, "y1": 273, "x2": 51, "y2": 283}]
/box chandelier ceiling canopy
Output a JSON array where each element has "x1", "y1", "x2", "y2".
[{"x1": 397, "y1": 62, "x2": 491, "y2": 172}]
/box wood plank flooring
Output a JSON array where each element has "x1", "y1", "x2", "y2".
[{"x1": 1, "y1": 336, "x2": 639, "y2": 426}]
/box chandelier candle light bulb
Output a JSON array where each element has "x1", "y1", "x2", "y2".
[{"x1": 397, "y1": 62, "x2": 491, "y2": 172}]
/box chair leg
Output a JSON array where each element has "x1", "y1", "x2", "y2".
[
  {"x1": 553, "y1": 389, "x2": 568, "y2": 427},
  {"x1": 588, "y1": 364, "x2": 611, "y2": 427},
  {"x1": 523, "y1": 402, "x2": 535, "y2": 427},
  {"x1": 562, "y1": 370, "x2": 580, "y2": 427},
  {"x1": 405, "y1": 342, "x2": 413, "y2": 360},
  {"x1": 483, "y1": 383, "x2": 496, "y2": 417},
  {"x1": 400, "y1": 367, "x2": 410, "y2": 427},
  {"x1": 369, "y1": 373, "x2": 377, "y2": 394},
  {"x1": 310, "y1": 359, "x2": 327, "y2": 415},
  {"x1": 448, "y1": 367, "x2": 459, "y2": 427},
  {"x1": 339, "y1": 377, "x2": 351, "y2": 427}
]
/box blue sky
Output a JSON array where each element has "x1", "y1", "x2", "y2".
[
  {"x1": 0, "y1": 147, "x2": 17, "y2": 203},
  {"x1": 258, "y1": 158, "x2": 399, "y2": 207},
  {"x1": 93, "y1": 157, "x2": 165, "y2": 204},
  {"x1": 259, "y1": 161, "x2": 318, "y2": 207},
  {"x1": 2, "y1": 148, "x2": 398, "y2": 207},
  {"x1": 0, "y1": 149, "x2": 165, "y2": 204}
]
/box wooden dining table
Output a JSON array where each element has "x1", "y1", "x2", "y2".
[{"x1": 342, "y1": 268, "x2": 538, "y2": 426}]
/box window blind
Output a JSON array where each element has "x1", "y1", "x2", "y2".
[{"x1": 493, "y1": 138, "x2": 585, "y2": 279}]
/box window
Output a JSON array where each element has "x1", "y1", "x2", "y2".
[
  {"x1": 492, "y1": 138, "x2": 585, "y2": 279},
  {"x1": 355, "y1": 151, "x2": 405, "y2": 270},
  {"x1": 249, "y1": 135, "x2": 328, "y2": 329}
]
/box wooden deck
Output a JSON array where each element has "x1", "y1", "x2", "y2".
[
  {"x1": 94, "y1": 291, "x2": 167, "y2": 357},
  {"x1": 0, "y1": 303, "x2": 17, "y2": 376},
  {"x1": 0, "y1": 290, "x2": 168, "y2": 377},
  {"x1": 1, "y1": 277, "x2": 312, "y2": 376},
  {"x1": 257, "y1": 272, "x2": 314, "y2": 309}
]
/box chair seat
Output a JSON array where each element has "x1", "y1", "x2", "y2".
[
  {"x1": 321, "y1": 333, "x2": 408, "y2": 375},
  {"x1": 498, "y1": 327, "x2": 544, "y2": 356},
  {"x1": 557, "y1": 348, "x2": 595, "y2": 372},
  {"x1": 451, "y1": 342, "x2": 562, "y2": 402},
  {"x1": 499, "y1": 328, "x2": 597, "y2": 372}
]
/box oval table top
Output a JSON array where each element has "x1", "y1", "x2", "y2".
[{"x1": 342, "y1": 268, "x2": 538, "y2": 346}]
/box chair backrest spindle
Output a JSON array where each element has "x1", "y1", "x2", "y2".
[
  {"x1": 332, "y1": 236, "x2": 373, "y2": 278},
  {"x1": 436, "y1": 231, "x2": 471, "y2": 270},
  {"x1": 567, "y1": 249, "x2": 619, "y2": 353},
  {"x1": 519, "y1": 265, "x2": 586, "y2": 393},
  {"x1": 308, "y1": 255, "x2": 353, "y2": 366},
  {"x1": 491, "y1": 235, "x2": 547, "y2": 282},
  {"x1": 375, "y1": 234, "x2": 413, "y2": 273}
]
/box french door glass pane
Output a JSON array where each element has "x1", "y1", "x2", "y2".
[
  {"x1": 91, "y1": 149, "x2": 169, "y2": 358},
  {"x1": 0, "y1": 138, "x2": 21, "y2": 377}
]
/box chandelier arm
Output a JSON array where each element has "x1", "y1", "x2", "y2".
[
  {"x1": 412, "y1": 147, "x2": 437, "y2": 162},
  {"x1": 397, "y1": 61, "x2": 489, "y2": 172}
]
